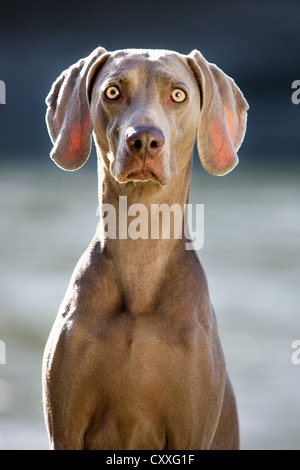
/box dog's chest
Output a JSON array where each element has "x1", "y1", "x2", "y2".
[{"x1": 82, "y1": 312, "x2": 205, "y2": 448}]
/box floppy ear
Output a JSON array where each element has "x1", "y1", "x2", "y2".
[
  {"x1": 45, "y1": 46, "x2": 108, "y2": 170},
  {"x1": 187, "y1": 49, "x2": 249, "y2": 176}
]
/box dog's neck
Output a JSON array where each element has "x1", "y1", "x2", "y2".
[{"x1": 96, "y1": 157, "x2": 193, "y2": 313}]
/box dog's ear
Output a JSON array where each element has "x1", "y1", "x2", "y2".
[
  {"x1": 187, "y1": 49, "x2": 249, "y2": 176},
  {"x1": 45, "y1": 46, "x2": 108, "y2": 171}
]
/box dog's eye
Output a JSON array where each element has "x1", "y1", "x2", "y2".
[
  {"x1": 171, "y1": 88, "x2": 186, "y2": 103},
  {"x1": 105, "y1": 85, "x2": 121, "y2": 100}
]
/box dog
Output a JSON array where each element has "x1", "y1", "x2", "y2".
[{"x1": 42, "y1": 46, "x2": 248, "y2": 450}]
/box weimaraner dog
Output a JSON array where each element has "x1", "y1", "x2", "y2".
[{"x1": 43, "y1": 46, "x2": 248, "y2": 450}]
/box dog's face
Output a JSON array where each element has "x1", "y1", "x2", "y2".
[
  {"x1": 45, "y1": 46, "x2": 248, "y2": 179},
  {"x1": 88, "y1": 49, "x2": 200, "y2": 185}
]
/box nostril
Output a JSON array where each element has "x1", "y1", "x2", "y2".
[
  {"x1": 125, "y1": 126, "x2": 165, "y2": 153},
  {"x1": 127, "y1": 137, "x2": 142, "y2": 149},
  {"x1": 134, "y1": 139, "x2": 142, "y2": 149}
]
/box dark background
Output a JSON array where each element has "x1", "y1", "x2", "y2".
[{"x1": 0, "y1": 0, "x2": 299, "y2": 164}]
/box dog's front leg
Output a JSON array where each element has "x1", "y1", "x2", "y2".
[{"x1": 43, "y1": 317, "x2": 92, "y2": 450}]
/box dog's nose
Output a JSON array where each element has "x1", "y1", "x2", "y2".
[{"x1": 125, "y1": 126, "x2": 165, "y2": 155}]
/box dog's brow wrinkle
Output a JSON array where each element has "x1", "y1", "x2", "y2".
[{"x1": 104, "y1": 75, "x2": 123, "y2": 84}]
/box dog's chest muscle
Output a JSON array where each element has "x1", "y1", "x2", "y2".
[{"x1": 80, "y1": 311, "x2": 205, "y2": 448}]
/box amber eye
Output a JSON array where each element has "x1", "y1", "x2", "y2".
[
  {"x1": 171, "y1": 88, "x2": 186, "y2": 103},
  {"x1": 105, "y1": 85, "x2": 121, "y2": 100}
]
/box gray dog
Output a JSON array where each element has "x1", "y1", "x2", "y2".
[{"x1": 43, "y1": 46, "x2": 248, "y2": 450}]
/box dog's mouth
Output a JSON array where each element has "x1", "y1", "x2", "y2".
[
  {"x1": 127, "y1": 168, "x2": 156, "y2": 181},
  {"x1": 112, "y1": 151, "x2": 171, "y2": 185}
]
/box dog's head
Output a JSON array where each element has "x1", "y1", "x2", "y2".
[{"x1": 46, "y1": 46, "x2": 248, "y2": 184}]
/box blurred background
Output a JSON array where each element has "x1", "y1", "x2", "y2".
[{"x1": 0, "y1": 0, "x2": 299, "y2": 450}]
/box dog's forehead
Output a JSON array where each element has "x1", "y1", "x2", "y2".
[
  {"x1": 101, "y1": 49, "x2": 192, "y2": 84},
  {"x1": 112, "y1": 48, "x2": 180, "y2": 62}
]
